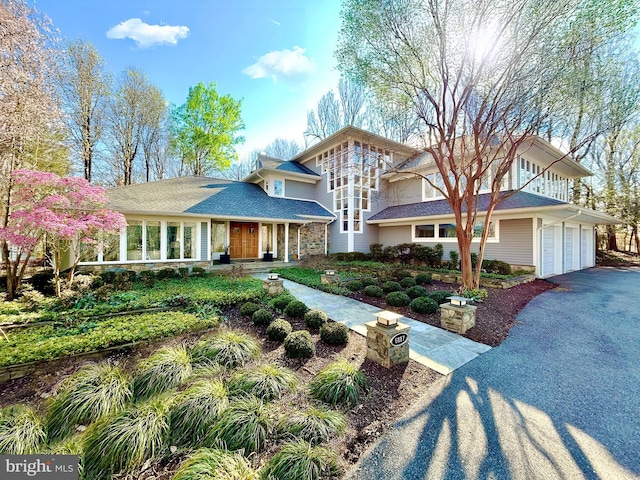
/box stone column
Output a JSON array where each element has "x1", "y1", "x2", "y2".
[
  {"x1": 365, "y1": 321, "x2": 410, "y2": 368},
  {"x1": 440, "y1": 303, "x2": 477, "y2": 334},
  {"x1": 262, "y1": 279, "x2": 284, "y2": 296}
]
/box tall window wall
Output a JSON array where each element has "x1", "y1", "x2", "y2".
[
  {"x1": 316, "y1": 141, "x2": 390, "y2": 234},
  {"x1": 518, "y1": 157, "x2": 568, "y2": 201}
]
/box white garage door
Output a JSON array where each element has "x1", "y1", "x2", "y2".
[
  {"x1": 581, "y1": 228, "x2": 592, "y2": 268},
  {"x1": 565, "y1": 228, "x2": 574, "y2": 272},
  {"x1": 542, "y1": 227, "x2": 555, "y2": 277}
]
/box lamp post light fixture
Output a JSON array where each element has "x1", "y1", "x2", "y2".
[
  {"x1": 267, "y1": 273, "x2": 280, "y2": 281},
  {"x1": 447, "y1": 296, "x2": 468, "y2": 307},
  {"x1": 375, "y1": 310, "x2": 403, "y2": 327},
  {"x1": 324, "y1": 269, "x2": 335, "y2": 276}
]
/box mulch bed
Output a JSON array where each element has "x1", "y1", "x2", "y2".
[
  {"x1": 0, "y1": 278, "x2": 555, "y2": 477},
  {"x1": 349, "y1": 279, "x2": 557, "y2": 347}
]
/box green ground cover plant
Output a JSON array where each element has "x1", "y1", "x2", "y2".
[
  {"x1": 272, "y1": 268, "x2": 351, "y2": 295},
  {"x1": 0, "y1": 312, "x2": 217, "y2": 368}
]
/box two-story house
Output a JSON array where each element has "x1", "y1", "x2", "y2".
[{"x1": 78, "y1": 126, "x2": 618, "y2": 278}]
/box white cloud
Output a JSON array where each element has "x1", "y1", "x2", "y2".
[
  {"x1": 106, "y1": 18, "x2": 189, "y2": 48},
  {"x1": 243, "y1": 46, "x2": 315, "y2": 81}
]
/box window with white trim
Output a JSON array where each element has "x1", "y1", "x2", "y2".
[{"x1": 413, "y1": 220, "x2": 498, "y2": 242}]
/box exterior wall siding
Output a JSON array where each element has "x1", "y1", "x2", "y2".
[
  {"x1": 385, "y1": 177, "x2": 423, "y2": 206},
  {"x1": 377, "y1": 217, "x2": 535, "y2": 267},
  {"x1": 284, "y1": 179, "x2": 313, "y2": 199}
]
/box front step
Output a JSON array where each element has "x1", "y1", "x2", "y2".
[{"x1": 208, "y1": 261, "x2": 290, "y2": 274}]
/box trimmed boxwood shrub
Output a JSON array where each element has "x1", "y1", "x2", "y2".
[
  {"x1": 393, "y1": 270, "x2": 413, "y2": 281},
  {"x1": 284, "y1": 331, "x2": 315, "y2": 358},
  {"x1": 304, "y1": 309, "x2": 327, "y2": 329},
  {"x1": 344, "y1": 280, "x2": 363, "y2": 291},
  {"x1": 405, "y1": 285, "x2": 427, "y2": 299},
  {"x1": 410, "y1": 296, "x2": 438, "y2": 314},
  {"x1": 363, "y1": 285, "x2": 384, "y2": 298},
  {"x1": 270, "y1": 294, "x2": 295, "y2": 312},
  {"x1": 319, "y1": 322, "x2": 349, "y2": 345},
  {"x1": 252, "y1": 308, "x2": 273, "y2": 326},
  {"x1": 415, "y1": 273, "x2": 433, "y2": 285},
  {"x1": 240, "y1": 302, "x2": 262, "y2": 317},
  {"x1": 360, "y1": 277, "x2": 377, "y2": 287},
  {"x1": 430, "y1": 290, "x2": 454, "y2": 305},
  {"x1": 385, "y1": 291, "x2": 411, "y2": 307},
  {"x1": 483, "y1": 259, "x2": 512, "y2": 275},
  {"x1": 266, "y1": 319, "x2": 292, "y2": 342},
  {"x1": 400, "y1": 277, "x2": 417, "y2": 288},
  {"x1": 285, "y1": 300, "x2": 309, "y2": 319},
  {"x1": 382, "y1": 281, "x2": 402, "y2": 293}
]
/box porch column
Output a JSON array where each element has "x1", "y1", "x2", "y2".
[
  {"x1": 324, "y1": 223, "x2": 328, "y2": 255},
  {"x1": 297, "y1": 225, "x2": 301, "y2": 258},
  {"x1": 284, "y1": 222, "x2": 290, "y2": 263}
]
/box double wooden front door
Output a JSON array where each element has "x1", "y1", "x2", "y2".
[{"x1": 229, "y1": 222, "x2": 258, "y2": 259}]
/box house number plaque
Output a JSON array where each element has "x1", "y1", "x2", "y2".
[{"x1": 390, "y1": 332, "x2": 408, "y2": 347}]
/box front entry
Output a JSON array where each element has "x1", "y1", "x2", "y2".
[{"x1": 230, "y1": 222, "x2": 259, "y2": 259}]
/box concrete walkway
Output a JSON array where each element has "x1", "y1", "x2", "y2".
[
  {"x1": 255, "y1": 275, "x2": 490, "y2": 375},
  {"x1": 345, "y1": 267, "x2": 640, "y2": 480}
]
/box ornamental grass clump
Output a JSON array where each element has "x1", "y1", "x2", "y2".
[
  {"x1": 240, "y1": 301, "x2": 262, "y2": 317},
  {"x1": 172, "y1": 448, "x2": 260, "y2": 480},
  {"x1": 190, "y1": 331, "x2": 261, "y2": 370},
  {"x1": 228, "y1": 363, "x2": 298, "y2": 402},
  {"x1": 266, "y1": 318, "x2": 292, "y2": 342},
  {"x1": 284, "y1": 300, "x2": 309, "y2": 318},
  {"x1": 206, "y1": 396, "x2": 275, "y2": 454},
  {"x1": 82, "y1": 395, "x2": 170, "y2": 480},
  {"x1": 309, "y1": 358, "x2": 370, "y2": 409},
  {"x1": 169, "y1": 379, "x2": 229, "y2": 447},
  {"x1": 283, "y1": 330, "x2": 315, "y2": 358},
  {"x1": 132, "y1": 346, "x2": 192, "y2": 401},
  {"x1": 410, "y1": 296, "x2": 439, "y2": 314},
  {"x1": 46, "y1": 362, "x2": 132, "y2": 441},
  {"x1": 363, "y1": 285, "x2": 384, "y2": 298},
  {"x1": 385, "y1": 291, "x2": 411, "y2": 307},
  {"x1": 0, "y1": 405, "x2": 46, "y2": 454},
  {"x1": 304, "y1": 309, "x2": 327, "y2": 329},
  {"x1": 278, "y1": 406, "x2": 346, "y2": 444},
  {"x1": 319, "y1": 322, "x2": 349, "y2": 345},
  {"x1": 261, "y1": 440, "x2": 342, "y2": 480},
  {"x1": 252, "y1": 308, "x2": 273, "y2": 326}
]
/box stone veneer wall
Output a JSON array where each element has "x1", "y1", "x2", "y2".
[{"x1": 288, "y1": 222, "x2": 327, "y2": 259}]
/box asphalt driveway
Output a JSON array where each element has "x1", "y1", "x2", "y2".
[{"x1": 346, "y1": 267, "x2": 640, "y2": 480}]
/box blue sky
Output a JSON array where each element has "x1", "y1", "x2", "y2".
[{"x1": 35, "y1": 0, "x2": 343, "y2": 160}]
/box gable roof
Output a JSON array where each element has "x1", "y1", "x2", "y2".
[
  {"x1": 243, "y1": 155, "x2": 320, "y2": 183},
  {"x1": 107, "y1": 176, "x2": 334, "y2": 223},
  {"x1": 368, "y1": 190, "x2": 618, "y2": 224}
]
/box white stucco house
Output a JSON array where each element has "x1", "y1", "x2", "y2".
[{"x1": 77, "y1": 126, "x2": 618, "y2": 278}]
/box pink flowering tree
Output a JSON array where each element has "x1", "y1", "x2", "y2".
[{"x1": 0, "y1": 170, "x2": 126, "y2": 299}]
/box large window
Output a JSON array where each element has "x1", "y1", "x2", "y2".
[
  {"x1": 146, "y1": 221, "x2": 161, "y2": 260},
  {"x1": 184, "y1": 223, "x2": 195, "y2": 259},
  {"x1": 126, "y1": 221, "x2": 143, "y2": 261},
  {"x1": 415, "y1": 224, "x2": 435, "y2": 238},
  {"x1": 519, "y1": 156, "x2": 567, "y2": 201},
  {"x1": 439, "y1": 223, "x2": 457, "y2": 238},
  {"x1": 167, "y1": 222, "x2": 181, "y2": 259},
  {"x1": 102, "y1": 233, "x2": 120, "y2": 261},
  {"x1": 273, "y1": 179, "x2": 283, "y2": 196}
]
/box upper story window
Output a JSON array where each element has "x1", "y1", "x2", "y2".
[
  {"x1": 273, "y1": 179, "x2": 284, "y2": 196},
  {"x1": 518, "y1": 156, "x2": 568, "y2": 201},
  {"x1": 422, "y1": 161, "x2": 509, "y2": 201}
]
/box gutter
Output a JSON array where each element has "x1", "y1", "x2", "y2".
[{"x1": 536, "y1": 210, "x2": 582, "y2": 233}]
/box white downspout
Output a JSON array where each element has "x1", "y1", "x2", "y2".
[{"x1": 284, "y1": 222, "x2": 289, "y2": 263}]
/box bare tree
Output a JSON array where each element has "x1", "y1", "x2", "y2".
[
  {"x1": 337, "y1": 0, "x2": 640, "y2": 288},
  {"x1": 56, "y1": 39, "x2": 109, "y2": 182},
  {"x1": 139, "y1": 87, "x2": 168, "y2": 182},
  {"x1": 263, "y1": 138, "x2": 302, "y2": 160},
  {"x1": 105, "y1": 68, "x2": 164, "y2": 185}
]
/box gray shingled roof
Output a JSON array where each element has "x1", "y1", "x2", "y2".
[
  {"x1": 368, "y1": 190, "x2": 567, "y2": 221},
  {"x1": 107, "y1": 176, "x2": 333, "y2": 222},
  {"x1": 275, "y1": 161, "x2": 318, "y2": 176}
]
